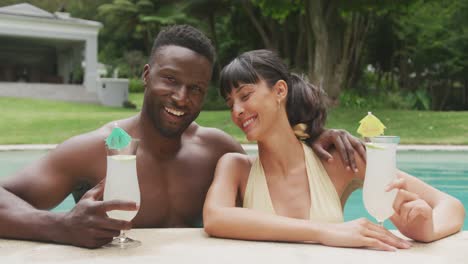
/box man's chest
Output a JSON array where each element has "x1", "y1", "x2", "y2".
[{"x1": 132, "y1": 150, "x2": 218, "y2": 227}]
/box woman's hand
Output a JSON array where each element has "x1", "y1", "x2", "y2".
[
  {"x1": 311, "y1": 129, "x2": 366, "y2": 173},
  {"x1": 386, "y1": 177, "x2": 433, "y2": 226},
  {"x1": 319, "y1": 218, "x2": 411, "y2": 251}
]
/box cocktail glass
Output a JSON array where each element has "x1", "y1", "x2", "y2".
[
  {"x1": 103, "y1": 139, "x2": 141, "y2": 248},
  {"x1": 363, "y1": 136, "x2": 400, "y2": 226}
]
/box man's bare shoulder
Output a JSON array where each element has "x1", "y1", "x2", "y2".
[
  {"x1": 45, "y1": 117, "x2": 137, "y2": 178},
  {"x1": 57, "y1": 124, "x2": 110, "y2": 154},
  {"x1": 186, "y1": 123, "x2": 245, "y2": 154},
  {"x1": 66, "y1": 115, "x2": 139, "y2": 149},
  {"x1": 46, "y1": 128, "x2": 107, "y2": 174},
  {"x1": 1, "y1": 122, "x2": 113, "y2": 206}
]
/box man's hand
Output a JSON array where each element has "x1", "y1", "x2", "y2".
[
  {"x1": 311, "y1": 129, "x2": 366, "y2": 172},
  {"x1": 57, "y1": 180, "x2": 138, "y2": 248}
]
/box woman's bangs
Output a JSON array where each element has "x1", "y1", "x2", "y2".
[{"x1": 219, "y1": 58, "x2": 259, "y2": 99}]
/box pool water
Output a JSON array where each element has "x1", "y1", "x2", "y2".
[
  {"x1": 0, "y1": 149, "x2": 467, "y2": 229},
  {"x1": 0, "y1": 150, "x2": 75, "y2": 212}
]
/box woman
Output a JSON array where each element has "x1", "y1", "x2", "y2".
[{"x1": 203, "y1": 49, "x2": 465, "y2": 251}]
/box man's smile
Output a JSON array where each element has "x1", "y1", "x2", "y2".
[{"x1": 164, "y1": 106, "x2": 185, "y2": 117}]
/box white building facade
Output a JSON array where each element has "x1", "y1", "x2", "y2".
[
  {"x1": 0, "y1": 3, "x2": 128, "y2": 106},
  {"x1": 0, "y1": 3, "x2": 101, "y2": 93}
]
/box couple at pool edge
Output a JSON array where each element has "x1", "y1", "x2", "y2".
[{"x1": 0, "y1": 25, "x2": 464, "y2": 250}]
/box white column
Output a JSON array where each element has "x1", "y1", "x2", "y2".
[
  {"x1": 84, "y1": 37, "x2": 98, "y2": 93},
  {"x1": 57, "y1": 49, "x2": 70, "y2": 83},
  {"x1": 73, "y1": 44, "x2": 83, "y2": 83}
]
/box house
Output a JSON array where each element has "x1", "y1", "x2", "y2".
[{"x1": 0, "y1": 3, "x2": 128, "y2": 106}]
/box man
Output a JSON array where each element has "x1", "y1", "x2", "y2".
[{"x1": 0, "y1": 25, "x2": 364, "y2": 248}]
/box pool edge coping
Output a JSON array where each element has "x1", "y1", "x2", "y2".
[
  {"x1": 1, "y1": 144, "x2": 468, "y2": 151},
  {"x1": 243, "y1": 144, "x2": 468, "y2": 151}
]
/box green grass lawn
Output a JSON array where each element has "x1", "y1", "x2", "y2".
[
  {"x1": 1, "y1": 94, "x2": 467, "y2": 145},
  {"x1": 1, "y1": 97, "x2": 136, "y2": 144}
]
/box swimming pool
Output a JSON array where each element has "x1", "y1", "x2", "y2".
[
  {"x1": 0, "y1": 149, "x2": 467, "y2": 229},
  {"x1": 0, "y1": 150, "x2": 75, "y2": 212}
]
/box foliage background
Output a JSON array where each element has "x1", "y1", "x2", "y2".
[{"x1": 1, "y1": 0, "x2": 468, "y2": 111}]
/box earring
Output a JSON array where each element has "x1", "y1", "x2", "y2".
[{"x1": 277, "y1": 99, "x2": 281, "y2": 108}]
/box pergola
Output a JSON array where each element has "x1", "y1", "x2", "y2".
[{"x1": 0, "y1": 3, "x2": 102, "y2": 93}]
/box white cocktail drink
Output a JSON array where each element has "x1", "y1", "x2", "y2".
[
  {"x1": 104, "y1": 155, "x2": 140, "y2": 221},
  {"x1": 363, "y1": 136, "x2": 399, "y2": 224},
  {"x1": 103, "y1": 137, "x2": 141, "y2": 249}
]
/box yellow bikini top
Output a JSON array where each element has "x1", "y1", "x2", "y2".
[{"x1": 243, "y1": 143, "x2": 344, "y2": 223}]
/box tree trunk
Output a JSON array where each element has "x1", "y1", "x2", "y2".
[
  {"x1": 343, "y1": 13, "x2": 371, "y2": 90},
  {"x1": 305, "y1": 0, "x2": 370, "y2": 105},
  {"x1": 463, "y1": 78, "x2": 468, "y2": 108},
  {"x1": 304, "y1": 8, "x2": 315, "y2": 82},
  {"x1": 281, "y1": 18, "x2": 291, "y2": 61},
  {"x1": 438, "y1": 79, "x2": 452, "y2": 110},
  {"x1": 241, "y1": 0, "x2": 273, "y2": 49},
  {"x1": 207, "y1": 13, "x2": 221, "y2": 77},
  {"x1": 306, "y1": 0, "x2": 342, "y2": 101},
  {"x1": 267, "y1": 19, "x2": 280, "y2": 52},
  {"x1": 294, "y1": 14, "x2": 307, "y2": 69},
  {"x1": 430, "y1": 79, "x2": 437, "y2": 110}
]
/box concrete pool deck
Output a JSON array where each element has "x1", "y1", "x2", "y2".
[
  {"x1": 0, "y1": 229, "x2": 465, "y2": 264},
  {"x1": 1, "y1": 144, "x2": 468, "y2": 151}
]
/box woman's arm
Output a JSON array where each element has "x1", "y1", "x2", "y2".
[
  {"x1": 387, "y1": 171, "x2": 465, "y2": 242},
  {"x1": 203, "y1": 153, "x2": 409, "y2": 251}
]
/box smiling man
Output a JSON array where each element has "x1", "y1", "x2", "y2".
[{"x1": 0, "y1": 25, "x2": 364, "y2": 248}]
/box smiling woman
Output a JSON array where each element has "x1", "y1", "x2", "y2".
[{"x1": 202, "y1": 49, "x2": 465, "y2": 251}]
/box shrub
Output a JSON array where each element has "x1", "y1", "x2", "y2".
[
  {"x1": 202, "y1": 84, "x2": 228, "y2": 110},
  {"x1": 339, "y1": 90, "x2": 426, "y2": 110},
  {"x1": 129, "y1": 78, "x2": 145, "y2": 93}
]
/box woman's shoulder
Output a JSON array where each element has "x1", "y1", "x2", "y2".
[{"x1": 216, "y1": 152, "x2": 255, "y2": 189}]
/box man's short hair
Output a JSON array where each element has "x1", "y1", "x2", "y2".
[{"x1": 149, "y1": 24, "x2": 215, "y2": 65}]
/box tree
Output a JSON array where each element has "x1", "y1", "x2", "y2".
[
  {"x1": 97, "y1": 0, "x2": 194, "y2": 65},
  {"x1": 304, "y1": 1, "x2": 372, "y2": 103},
  {"x1": 243, "y1": 0, "x2": 373, "y2": 104},
  {"x1": 389, "y1": 0, "x2": 468, "y2": 109}
]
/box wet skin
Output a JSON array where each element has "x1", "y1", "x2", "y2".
[
  {"x1": 0, "y1": 46, "x2": 243, "y2": 248},
  {"x1": 0, "y1": 45, "x2": 365, "y2": 248}
]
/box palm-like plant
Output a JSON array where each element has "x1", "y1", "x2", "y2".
[{"x1": 98, "y1": 0, "x2": 194, "y2": 54}]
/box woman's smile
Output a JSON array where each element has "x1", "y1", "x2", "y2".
[{"x1": 240, "y1": 115, "x2": 258, "y2": 133}]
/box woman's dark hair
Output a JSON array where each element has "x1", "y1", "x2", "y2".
[{"x1": 219, "y1": 49, "x2": 327, "y2": 142}]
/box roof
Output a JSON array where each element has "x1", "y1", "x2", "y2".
[
  {"x1": 0, "y1": 3, "x2": 102, "y2": 27},
  {"x1": 0, "y1": 3, "x2": 55, "y2": 18}
]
